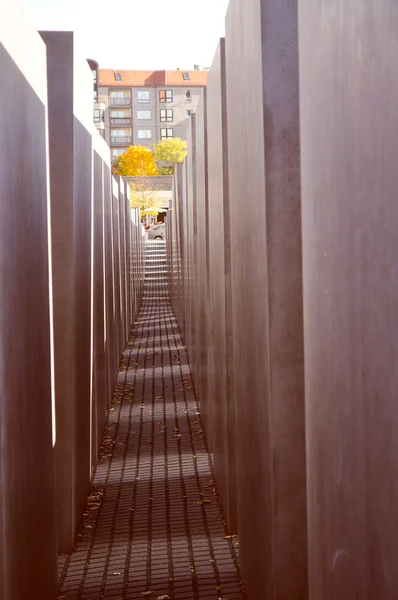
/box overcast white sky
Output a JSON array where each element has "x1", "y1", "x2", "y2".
[{"x1": 20, "y1": 0, "x2": 229, "y2": 70}]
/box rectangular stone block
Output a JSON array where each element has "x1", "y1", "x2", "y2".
[
  {"x1": 91, "y1": 132, "x2": 112, "y2": 467},
  {"x1": 92, "y1": 150, "x2": 106, "y2": 464},
  {"x1": 41, "y1": 30, "x2": 76, "y2": 552},
  {"x1": 299, "y1": 2, "x2": 398, "y2": 598},
  {"x1": 112, "y1": 177, "x2": 123, "y2": 362},
  {"x1": 41, "y1": 30, "x2": 94, "y2": 551},
  {"x1": 73, "y1": 102, "x2": 93, "y2": 541},
  {"x1": 0, "y1": 6, "x2": 58, "y2": 598},
  {"x1": 169, "y1": 164, "x2": 185, "y2": 331},
  {"x1": 191, "y1": 93, "x2": 210, "y2": 432},
  {"x1": 206, "y1": 39, "x2": 237, "y2": 531},
  {"x1": 103, "y1": 166, "x2": 114, "y2": 402},
  {"x1": 225, "y1": 0, "x2": 307, "y2": 597},
  {"x1": 184, "y1": 116, "x2": 197, "y2": 367}
]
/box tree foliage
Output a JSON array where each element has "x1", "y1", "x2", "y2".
[
  {"x1": 158, "y1": 166, "x2": 174, "y2": 176},
  {"x1": 153, "y1": 138, "x2": 187, "y2": 169},
  {"x1": 111, "y1": 157, "x2": 119, "y2": 176},
  {"x1": 129, "y1": 177, "x2": 164, "y2": 220},
  {"x1": 115, "y1": 146, "x2": 159, "y2": 177}
]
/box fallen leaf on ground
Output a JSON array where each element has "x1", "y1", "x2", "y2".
[
  {"x1": 195, "y1": 499, "x2": 211, "y2": 505},
  {"x1": 157, "y1": 595, "x2": 170, "y2": 600},
  {"x1": 141, "y1": 592, "x2": 153, "y2": 597},
  {"x1": 222, "y1": 534, "x2": 237, "y2": 540}
]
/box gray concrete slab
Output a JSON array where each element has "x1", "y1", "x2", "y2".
[
  {"x1": 191, "y1": 93, "x2": 210, "y2": 445},
  {"x1": 0, "y1": 9, "x2": 57, "y2": 598},
  {"x1": 299, "y1": 1, "x2": 398, "y2": 597},
  {"x1": 91, "y1": 150, "x2": 106, "y2": 466},
  {"x1": 225, "y1": 0, "x2": 307, "y2": 597},
  {"x1": 41, "y1": 31, "x2": 94, "y2": 552},
  {"x1": 206, "y1": 38, "x2": 237, "y2": 531},
  {"x1": 41, "y1": 30, "x2": 76, "y2": 553}
]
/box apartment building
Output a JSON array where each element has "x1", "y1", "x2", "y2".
[
  {"x1": 87, "y1": 59, "x2": 106, "y2": 140},
  {"x1": 96, "y1": 69, "x2": 207, "y2": 159}
]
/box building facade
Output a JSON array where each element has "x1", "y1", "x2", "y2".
[
  {"x1": 96, "y1": 69, "x2": 207, "y2": 159},
  {"x1": 87, "y1": 59, "x2": 106, "y2": 140}
]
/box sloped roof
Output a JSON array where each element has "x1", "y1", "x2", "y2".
[{"x1": 99, "y1": 69, "x2": 208, "y2": 87}]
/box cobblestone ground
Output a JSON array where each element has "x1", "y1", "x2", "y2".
[{"x1": 58, "y1": 241, "x2": 245, "y2": 600}]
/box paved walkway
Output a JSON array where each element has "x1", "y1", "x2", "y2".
[{"x1": 58, "y1": 241, "x2": 245, "y2": 600}]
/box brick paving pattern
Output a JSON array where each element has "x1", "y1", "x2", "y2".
[{"x1": 58, "y1": 241, "x2": 245, "y2": 600}]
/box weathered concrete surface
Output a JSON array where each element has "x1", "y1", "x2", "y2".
[
  {"x1": 185, "y1": 115, "x2": 197, "y2": 368},
  {"x1": 103, "y1": 165, "x2": 116, "y2": 403},
  {"x1": 299, "y1": 2, "x2": 398, "y2": 598},
  {"x1": 225, "y1": 0, "x2": 307, "y2": 597},
  {"x1": 191, "y1": 93, "x2": 210, "y2": 444},
  {"x1": 91, "y1": 149, "x2": 106, "y2": 466},
  {"x1": 42, "y1": 29, "x2": 75, "y2": 552},
  {"x1": 41, "y1": 31, "x2": 94, "y2": 552},
  {"x1": 0, "y1": 7, "x2": 58, "y2": 599},
  {"x1": 206, "y1": 39, "x2": 237, "y2": 531},
  {"x1": 169, "y1": 164, "x2": 185, "y2": 333}
]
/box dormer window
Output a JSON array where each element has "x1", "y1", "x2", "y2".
[
  {"x1": 114, "y1": 72, "x2": 122, "y2": 81},
  {"x1": 182, "y1": 72, "x2": 190, "y2": 81}
]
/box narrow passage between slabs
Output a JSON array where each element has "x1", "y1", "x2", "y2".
[{"x1": 58, "y1": 240, "x2": 245, "y2": 600}]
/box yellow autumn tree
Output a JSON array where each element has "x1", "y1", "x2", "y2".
[
  {"x1": 153, "y1": 138, "x2": 187, "y2": 173},
  {"x1": 130, "y1": 177, "x2": 164, "y2": 220},
  {"x1": 115, "y1": 145, "x2": 159, "y2": 176}
]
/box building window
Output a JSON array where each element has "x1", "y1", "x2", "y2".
[
  {"x1": 160, "y1": 109, "x2": 173, "y2": 122},
  {"x1": 112, "y1": 129, "x2": 128, "y2": 137},
  {"x1": 94, "y1": 109, "x2": 101, "y2": 123},
  {"x1": 159, "y1": 89, "x2": 173, "y2": 103},
  {"x1": 138, "y1": 130, "x2": 152, "y2": 139},
  {"x1": 137, "y1": 110, "x2": 152, "y2": 120},
  {"x1": 114, "y1": 72, "x2": 122, "y2": 81},
  {"x1": 110, "y1": 110, "x2": 131, "y2": 125},
  {"x1": 137, "y1": 90, "x2": 150, "y2": 103},
  {"x1": 112, "y1": 148, "x2": 125, "y2": 158},
  {"x1": 111, "y1": 110, "x2": 126, "y2": 118},
  {"x1": 186, "y1": 90, "x2": 192, "y2": 103},
  {"x1": 111, "y1": 129, "x2": 131, "y2": 143},
  {"x1": 160, "y1": 128, "x2": 174, "y2": 139},
  {"x1": 110, "y1": 91, "x2": 130, "y2": 106},
  {"x1": 182, "y1": 72, "x2": 190, "y2": 81}
]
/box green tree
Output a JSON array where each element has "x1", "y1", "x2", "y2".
[
  {"x1": 115, "y1": 146, "x2": 159, "y2": 177},
  {"x1": 153, "y1": 138, "x2": 187, "y2": 172}
]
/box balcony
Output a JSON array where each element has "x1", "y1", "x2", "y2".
[
  {"x1": 110, "y1": 97, "x2": 131, "y2": 107},
  {"x1": 111, "y1": 136, "x2": 132, "y2": 145},
  {"x1": 110, "y1": 117, "x2": 131, "y2": 125}
]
